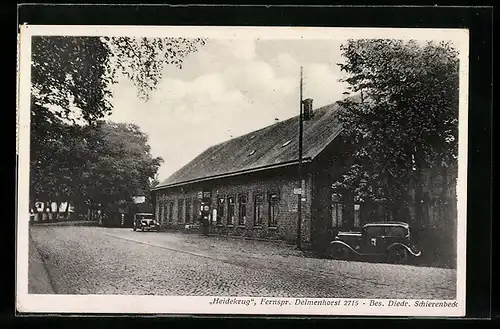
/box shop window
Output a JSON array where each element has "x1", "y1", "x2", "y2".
[
  {"x1": 217, "y1": 197, "x2": 225, "y2": 225},
  {"x1": 268, "y1": 193, "x2": 278, "y2": 227},
  {"x1": 238, "y1": 195, "x2": 247, "y2": 225},
  {"x1": 227, "y1": 196, "x2": 235, "y2": 225},
  {"x1": 254, "y1": 194, "x2": 264, "y2": 226},
  {"x1": 331, "y1": 193, "x2": 343, "y2": 228}
]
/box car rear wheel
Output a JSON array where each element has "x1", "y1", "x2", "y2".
[{"x1": 387, "y1": 248, "x2": 409, "y2": 264}]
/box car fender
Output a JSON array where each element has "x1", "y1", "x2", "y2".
[
  {"x1": 330, "y1": 240, "x2": 362, "y2": 256},
  {"x1": 387, "y1": 242, "x2": 421, "y2": 257}
]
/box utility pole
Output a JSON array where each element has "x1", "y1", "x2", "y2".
[{"x1": 296, "y1": 66, "x2": 304, "y2": 249}]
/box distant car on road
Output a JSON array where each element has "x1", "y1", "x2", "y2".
[
  {"x1": 133, "y1": 213, "x2": 160, "y2": 232},
  {"x1": 329, "y1": 221, "x2": 422, "y2": 264}
]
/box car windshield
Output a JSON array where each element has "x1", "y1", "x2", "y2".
[
  {"x1": 138, "y1": 215, "x2": 152, "y2": 220},
  {"x1": 385, "y1": 226, "x2": 408, "y2": 238}
]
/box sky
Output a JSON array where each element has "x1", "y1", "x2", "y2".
[{"x1": 108, "y1": 38, "x2": 351, "y2": 181}]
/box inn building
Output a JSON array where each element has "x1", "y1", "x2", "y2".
[{"x1": 151, "y1": 100, "x2": 457, "y2": 267}]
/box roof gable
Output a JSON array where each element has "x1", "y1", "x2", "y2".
[{"x1": 156, "y1": 100, "x2": 346, "y2": 189}]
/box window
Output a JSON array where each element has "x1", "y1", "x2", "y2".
[
  {"x1": 185, "y1": 199, "x2": 191, "y2": 224},
  {"x1": 354, "y1": 204, "x2": 361, "y2": 227},
  {"x1": 160, "y1": 204, "x2": 165, "y2": 224},
  {"x1": 365, "y1": 226, "x2": 385, "y2": 237},
  {"x1": 238, "y1": 195, "x2": 247, "y2": 225},
  {"x1": 385, "y1": 226, "x2": 408, "y2": 238},
  {"x1": 254, "y1": 194, "x2": 264, "y2": 226},
  {"x1": 217, "y1": 197, "x2": 225, "y2": 225},
  {"x1": 353, "y1": 196, "x2": 363, "y2": 227},
  {"x1": 193, "y1": 199, "x2": 201, "y2": 222},
  {"x1": 163, "y1": 204, "x2": 168, "y2": 223},
  {"x1": 268, "y1": 193, "x2": 278, "y2": 227},
  {"x1": 168, "y1": 202, "x2": 174, "y2": 223},
  {"x1": 178, "y1": 199, "x2": 184, "y2": 223},
  {"x1": 331, "y1": 193, "x2": 343, "y2": 228},
  {"x1": 227, "y1": 197, "x2": 235, "y2": 225}
]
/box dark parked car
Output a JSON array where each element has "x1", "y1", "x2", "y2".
[
  {"x1": 133, "y1": 213, "x2": 160, "y2": 232},
  {"x1": 329, "y1": 221, "x2": 422, "y2": 264}
]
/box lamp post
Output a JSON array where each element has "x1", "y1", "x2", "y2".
[{"x1": 296, "y1": 66, "x2": 304, "y2": 249}]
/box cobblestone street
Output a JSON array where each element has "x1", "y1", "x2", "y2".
[{"x1": 29, "y1": 225, "x2": 456, "y2": 299}]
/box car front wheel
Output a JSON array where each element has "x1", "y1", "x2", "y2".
[
  {"x1": 387, "y1": 247, "x2": 409, "y2": 264},
  {"x1": 330, "y1": 245, "x2": 351, "y2": 260}
]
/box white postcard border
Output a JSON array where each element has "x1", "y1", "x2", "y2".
[{"x1": 16, "y1": 24, "x2": 469, "y2": 317}]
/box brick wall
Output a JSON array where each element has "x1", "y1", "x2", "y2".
[{"x1": 155, "y1": 167, "x2": 312, "y2": 245}]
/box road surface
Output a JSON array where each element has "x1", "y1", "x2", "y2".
[{"x1": 29, "y1": 226, "x2": 456, "y2": 299}]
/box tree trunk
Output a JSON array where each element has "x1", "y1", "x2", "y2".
[
  {"x1": 64, "y1": 200, "x2": 70, "y2": 220},
  {"x1": 413, "y1": 147, "x2": 425, "y2": 244},
  {"x1": 55, "y1": 199, "x2": 61, "y2": 222},
  {"x1": 47, "y1": 200, "x2": 52, "y2": 222}
]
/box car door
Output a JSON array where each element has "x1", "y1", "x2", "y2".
[
  {"x1": 363, "y1": 226, "x2": 386, "y2": 255},
  {"x1": 384, "y1": 226, "x2": 408, "y2": 246}
]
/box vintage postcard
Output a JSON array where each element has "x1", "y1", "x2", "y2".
[{"x1": 16, "y1": 25, "x2": 468, "y2": 316}]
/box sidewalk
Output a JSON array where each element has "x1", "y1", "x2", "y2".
[
  {"x1": 31, "y1": 220, "x2": 99, "y2": 227},
  {"x1": 28, "y1": 233, "x2": 54, "y2": 294}
]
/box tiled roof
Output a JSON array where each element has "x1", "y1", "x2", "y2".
[{"x1": 155, "y1": 100, "x2": 347, "y2": 189}]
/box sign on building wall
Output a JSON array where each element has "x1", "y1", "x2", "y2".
[{"x1": 133, "y1": 196, "x2": 146, "y2": 204}]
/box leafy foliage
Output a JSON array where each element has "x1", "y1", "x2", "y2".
[
  {"x1": 334, "y1": 39, "x2": 459, "y2": 209},
  {"x1": 31, "y1": 36, "x2": 205, "y2": 123},
  {"x1": 80, "y1": 121, "x2": 163, "y2": 212},
  {"x1": 30, "y1": 120, "x2": 163, "y2": 213},
  {"x1": 31, "y1": 36, "x2": 114, "y2": 123},
  {"x1": 104, "y1": 37, "x2": 206, "y2": 101}
]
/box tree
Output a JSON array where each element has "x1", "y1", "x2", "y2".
[
  {"x1": 79, "y1": 121, "x2": 163, "y2": 214},
  {"x1": 30, "y1": 36, "x2": 205, "y2": 213},
  {"x1": 334, "y1": 39, "x2": 459, "y2": 220}
]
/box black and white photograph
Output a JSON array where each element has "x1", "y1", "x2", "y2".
[{"x1": 16, "y1": 25, "x2": 468, "y2": 316}]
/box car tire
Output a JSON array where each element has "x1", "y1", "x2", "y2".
[
  {"x1": 330, "y1": 245, "x2": 351, "y2": 260},
  {"x1": 133, "y1": 227, "x2": 136, "y2": 231},
  {"x1": 141, "y1": 227, "x2": 144, "y2": 232},
  {"x1": 387, "y1": 247, "x2": 409, "y2": 264}
]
